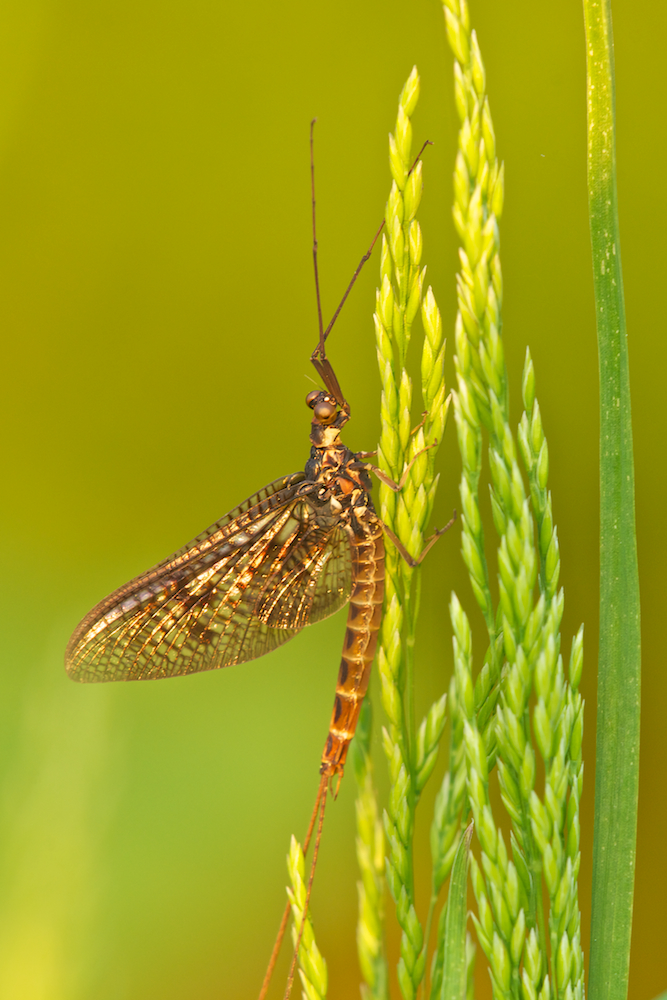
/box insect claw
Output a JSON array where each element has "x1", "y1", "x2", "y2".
[{"x1": 409, "y1": 410, "x2": 429, "y2": 437}]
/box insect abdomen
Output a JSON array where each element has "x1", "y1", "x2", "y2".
[{"x1": 320, "y1": 518, "x2": 385, "y2": 778}]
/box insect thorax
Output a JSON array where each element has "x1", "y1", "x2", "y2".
[{"x1": 303, "y1": 438, "x2": 376, "y2": 533}]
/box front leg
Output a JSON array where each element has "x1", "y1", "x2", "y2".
[{"x1": 355, "y1": 414, "x2": 429, "y2": 465}]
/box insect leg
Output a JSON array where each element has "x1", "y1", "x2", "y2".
[
  {"x1": 379, "y1": 510, "x2": 457, "y2": 567},
  {"x1": 350, "y1": 441, "x2": 438, "y2": 492},
  {"x1": 353, "y1": 412, "x2": 427, "y2": 467},
  {"x1": 410, "y1": 410, "x2": 429, "y2": 437}
]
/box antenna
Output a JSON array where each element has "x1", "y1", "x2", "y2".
[
  {"x1": 309, "y1": 137, "x2": 433, "y2": 387},
  {"x1": 310, "y1": 119, "x2": 325, "y2": 351},
  {"x1": 309, "y1": 120, "x2": 349, "y2": 409}
]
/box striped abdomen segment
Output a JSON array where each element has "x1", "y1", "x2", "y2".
[{"x1": 320, "y1": 518, "x2": 385, "y2": 778}]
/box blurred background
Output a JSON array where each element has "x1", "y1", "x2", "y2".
[{"x1": 0, "y1": 0, "x2": 664, "y2": 997}]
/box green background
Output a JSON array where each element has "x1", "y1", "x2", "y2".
[{"x1": 0, "y1": 1, "x2": 664, "y2": 997}]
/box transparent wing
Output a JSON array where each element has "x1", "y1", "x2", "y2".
[
  {"x1": 65, "y1": 473, "x2": 353, "y2": 683},
  {"x1": 256, "y1": 523, "x2": 352, "y2": 628}
]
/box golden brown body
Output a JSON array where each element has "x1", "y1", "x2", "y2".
[
  {"x1": 303, "y1": 387, "x2": 386, "y2": 777},
  {"x1": 321, "y1": 518, "x2": 384, "y2": 776}
]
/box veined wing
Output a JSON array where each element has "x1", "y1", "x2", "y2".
[
  {"x1": 66, "y1": 473, "x2": 353, "y2": 683},
  {"x1": 256, "y1": 523, "x2": 352, "y2": 628}
]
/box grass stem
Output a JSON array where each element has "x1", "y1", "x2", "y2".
[{"x1": 583, "y1": 2, "x2": 641, "y2": 998}]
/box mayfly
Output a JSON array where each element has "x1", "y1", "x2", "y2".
[{"x1": 65, "y1": 124, "x2": 449, "y2": 998}]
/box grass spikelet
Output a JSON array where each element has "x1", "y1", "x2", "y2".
[
  {"x1": 287, "y1": 836, "x2": 328, "y2": 1000},
  {"x1": 439, "y1": 1, "x2": 586, "y2": 996},
  {"x1": 351, "y1": 701, "x2": 389, "y2": 1000},
  {"x1": 370, "y1": 65, "x2": 450, "y2": 1000}
]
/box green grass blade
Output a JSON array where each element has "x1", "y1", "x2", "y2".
[
  {"x1": 583, "y1": 3, "x2": 641, "y2": 998},
  {"x1": 440, "y1": 822, "x2": 472, "y2": 1000}
]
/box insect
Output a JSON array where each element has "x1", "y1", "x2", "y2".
[
  {"x1": 64, "y1": 319, "x2": 421, "y2": 782},
  {"x1": 65, "y1": 124, "x2": 449, "y2": 999}
]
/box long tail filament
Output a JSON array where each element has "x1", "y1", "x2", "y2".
[{"x1": 257, "y1": 774, "x2": 328, "y2": 1000}]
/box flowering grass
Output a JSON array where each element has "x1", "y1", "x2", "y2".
[{"x1": 284, "y1": 1, "x2": 639, "y2": 997}]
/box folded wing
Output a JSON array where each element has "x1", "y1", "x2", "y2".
[{"x1": 66, "y1": 474, "x2": 353, "y2": 682}]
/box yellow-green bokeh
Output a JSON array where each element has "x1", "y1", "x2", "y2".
[{"x1": 0, "y1": 1, "x2": 664, "y2": 998}]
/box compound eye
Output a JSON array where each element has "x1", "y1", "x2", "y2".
[
  {"x1": 314, "y1": 399, "x2": 337, "y2": 424},
  {"x1": 305, "y1": 390, "x2": 320, "y2": 409}
]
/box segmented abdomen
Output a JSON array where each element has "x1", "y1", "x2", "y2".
[{"x1": 320, "y1": 517, "x2": 385, "y2": 777}]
